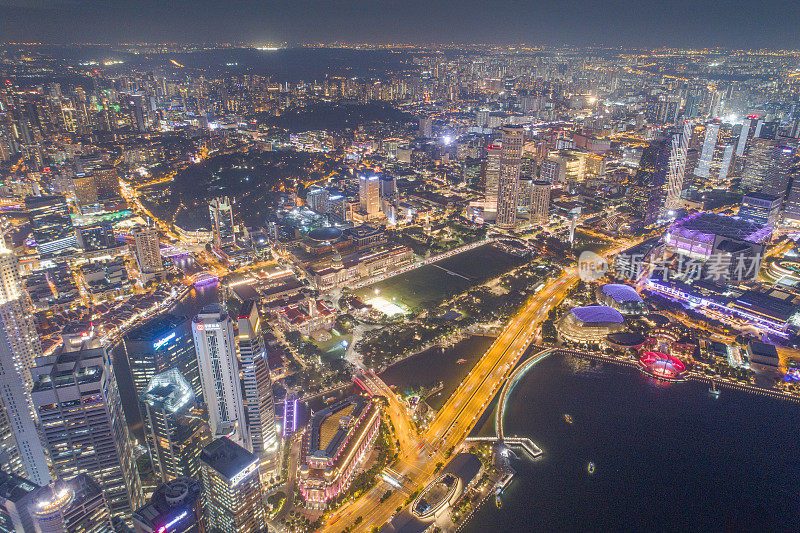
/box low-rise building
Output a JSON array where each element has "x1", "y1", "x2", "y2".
[
  {"x1": 298, "y1": 396, "x2": 381, "y2": 507},
  {"x1": 276, "y1": 298, "x2": 335, "y2": 336}
]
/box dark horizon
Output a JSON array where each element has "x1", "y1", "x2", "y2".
[{"x1": 2, "y1": 0, "x2": 800, "y2": 50}]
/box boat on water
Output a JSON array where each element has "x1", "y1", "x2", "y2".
[
  {"x1": 457, "y1": 358, "x2": 467, "y2": 364},
  {"x1": 587, "y1": 462, "x2": 595, "y2": 474},
  {"x1": 495, "y1": 494, "x2": 503, "y2": 509},
  {"x1": 709, "y1": 382, "x2": 721, "y2": 397},
  {"x1": 564, "y1": 414, "x2": 573, "y2": 424}
]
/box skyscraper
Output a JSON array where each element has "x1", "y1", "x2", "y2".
[
  {"x1": 663, "y1": 122, "x2": 691, "y2": 213},
  {"x1": 29, "y1": 475, "x2": 112, "y2": 533},
  {"x1": 132, "y1": 227, "x2": 163, "y2": 279},
  {"x1": 529, "y1": 180, "x2": 551, "y2": 223},
  {"x1": 199, "y1": 438, "x2": 265, "y2": 533},
  {"x1": 25, "y1": 195, "x2": 77, "y2": 257},
  {"x1": 192, "y1": 304, "x2": 249, "y2": 447},
  {"x1": 209, "y1": 197, "x2": 235, "y2": 249},
  {"x1": 237, "y1": 301, "x2": 278, "y2": 481},
  {"x1": 140, "y1": 369, "x2": 210, "y2": 482},
  {"x1": 30, "y1": 341, "x2": 142, "y2": 517},
  {"x1": 0, "y1": 469, "x2": 39, "y2": 532},
  {"x1": 358, "y1": 175, "x2": 380, "y2": 219},
  {"x1": 93, "y1": 165, "x2": 120, "y2": 200},
  {"x1": 132, "y1": 477, "x2": 203, "y2": 533},
  {"x1": 124, "y1": 314, "x2": 202, "y2": 404},
  {"x1": 0, "y1": 245, "x2": 49, "y2": 486},
  {"x1": 418, "y1": 116, "x2": 433, "y2": 138},
  {"x1": 483, "y1": 143, "x2": 502, "y2": 209},
  {"x1": 496, "y1": 125, "x2": 524, "y2": 229}
]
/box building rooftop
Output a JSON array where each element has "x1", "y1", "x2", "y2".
[
  {"x1": 126, "y1": 314, "x2": 187, "y2": 342},
  {"x1": 200, "y1": 438, "x2": 259, "y2": 482},
  {"x1": 668, "y1": 212, "x2": 771, "y2": 244},
  {"x1": 140, "y1": 368, "x2": 195, "y2": 414},
  {"x1": 308, "y1": 396, "x2": 370, "y2": 461},
  {"x1": 0, "y1": 470, "x2": 38, "y2": 504},
  {"x1": 570, "y1": 306, "x2": 625, "y2": 325},
  {"x1": 601, "y1": 284, "x2": 643, "y2": 303}
]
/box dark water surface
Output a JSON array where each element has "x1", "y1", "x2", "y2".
[{"x1": 466, "y1": 353, "x2": 800, "y2": 532}]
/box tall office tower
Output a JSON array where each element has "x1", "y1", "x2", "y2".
[
  {"x1": 0, "y1": 469, "x2": 39, "y2": 532},
  {"x1": 199, "y1": 438, "x2": 266, "y2": 533},
  {"x1": 192, "y1": 305, "x2": 249, "y2": 447},
  {"x1": 418, "y1": 116, "x2": 433, "y2": 138},
  {"x1": 736, "y1": 116, "x2": 763, "y2": 156},
  {"x1": 305, "y1": 187, "x2": 329, "y2": 214},
  {"x1": 783, "y1": 171, "x2": 800, "y2": 223},
  {"x1": 29, "y1": 475, "x2": 112, "y2": 533},
  {"x1": 695, "y1": 122, "x2": 720, "y2": 178},
  {"x1": 237, "y1": 301, "x2": 278, "y2": 478},
  {"x1": 646, "y1": 96, "x2": 680, "y2": 124},
  {"x1": 742, "y1": 138, "x2": 775, "y2": 191},
  {"x1": 529, "y1": 180, "x2": 551, "y2": 223},
  {"x1": 30, "y1": 341, "x2": 142, "y2": 517},
  {"x1": 496, "y1": 125, "x2": 525, "y2": 229},
  {"x1": 651, "y1": 122, "x2": 691, "y2": 218},
  {"x1": 483, "y1": 143, "x2": 502, "y2": 209},
  {"x1": 209, "y1": 197, "x2": 235, "y2": 249},
  {"x1": 140, "y1": 369, "x2": 210, "y2": 482},
  {"x1": 72, "y1": 174, "x2": 98, "y2": 208},
  {"x1": 743, "y1": 140, "x2": 794, "y2": 197},
  {"x1": 358, "y1": 175, "x2": 380, "y2": 218},
  {"x1": 129, "y1": 94, "x2": 147, "y2": 132},
  {"x1": 739, "y1": 192, "x2": 782, "y2": 227},
  {"x1": 92, "y1": 165, "x2": 120, "y2": 200},
  {"x1": 763, "y1": 144, "x2": 795, "y2": 198},
  {"x1": 0, "y1": 246, "x2": 49, "y2": 486},
  {"x1": 124, "y1": 314, "x2": 203, "y2": 404},
  {"x1": 132, "y1": 477, "x2": 203, "y2": 533},
  {"x1": 132, "y1": 227, "x2": 163, "y2": 277},
  {"x1": 24, "y1": 195, "x2": 77, "y2": 257}
]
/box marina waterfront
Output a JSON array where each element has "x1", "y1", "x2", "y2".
[{"x1": 466, "y1": 352, "x2": 800, "y2": 532}]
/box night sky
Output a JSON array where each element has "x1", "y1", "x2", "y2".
[{"x1": 1, "y1": 0, "x2": 799, "y2": 49}]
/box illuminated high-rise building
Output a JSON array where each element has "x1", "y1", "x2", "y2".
[
  {"x1": 29, "y1": 475, "x2": 111, "y2": 533},
  {"x1": 124, "y1": 314, "x2": 202, "y2": 404},
  {"x1": 24, "y1": 195, "x2": 77, "y2": 258},
  {"x1": 237, "y1": 301, "x2": 278, "y2": 481},
  {"x1": 191, "y1": 305, "x2": 248, "y2": 447},
  {"x1": 209, "y1": 197, "x2": 235, "y2": 249},
  {"x1": 140, "y1": 369, "x2": 210, "y2": 482},
  {"x1": 496, "y1": 125, "x2": 524, "y2": 229},
  {"x1": 30, "y1": 341, "x2": 142, "y2": 517},
  {"x1": 483, "y1": 143, "x2": 502, "y2": 209},
  {"x1": 358, "y1": 175, "x2": 380, "y2": 219},
  {"x1": 132, "y1": 227, "x2": 163, "y2": 277},
  {"x1": 92, "y1": 165, "x2": 120, "y2": 200},
  {"x1": 132, "y1": 477, "x2": 203, "y2": 533},
  {"x1": 529, "y1": 180, "x2": 551, "y2": 223},
  {"x1": 199, "y1": 438, "x2": 265, "y2": 533},
  {"x1": 0, "y1": 469, "x2": 39, "y2": 532},
  {"x1": 72, "y1": 174, "x2": 98, "y2": 209},
  {"x1": 0, "y1": 245, "x2": 49, "y2": 486},
  {"x1": 418, "y1": 116, "x2": 433, "y2": 138}
]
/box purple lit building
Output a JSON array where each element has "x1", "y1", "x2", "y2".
[{"x1": 663, "y1": 212, "x2": 768, "y2": 281}]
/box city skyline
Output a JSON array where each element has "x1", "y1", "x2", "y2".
[
  {"x1": 1, "y1": 0, "x2": 799, "y2": 49},
  {"x1": 1, "y1": 12, "x2": 800, "y2": 532}
]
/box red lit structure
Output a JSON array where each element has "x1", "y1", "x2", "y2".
[{"x1": 638, "y1": 351, "x2": 687, "y2": 381}]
